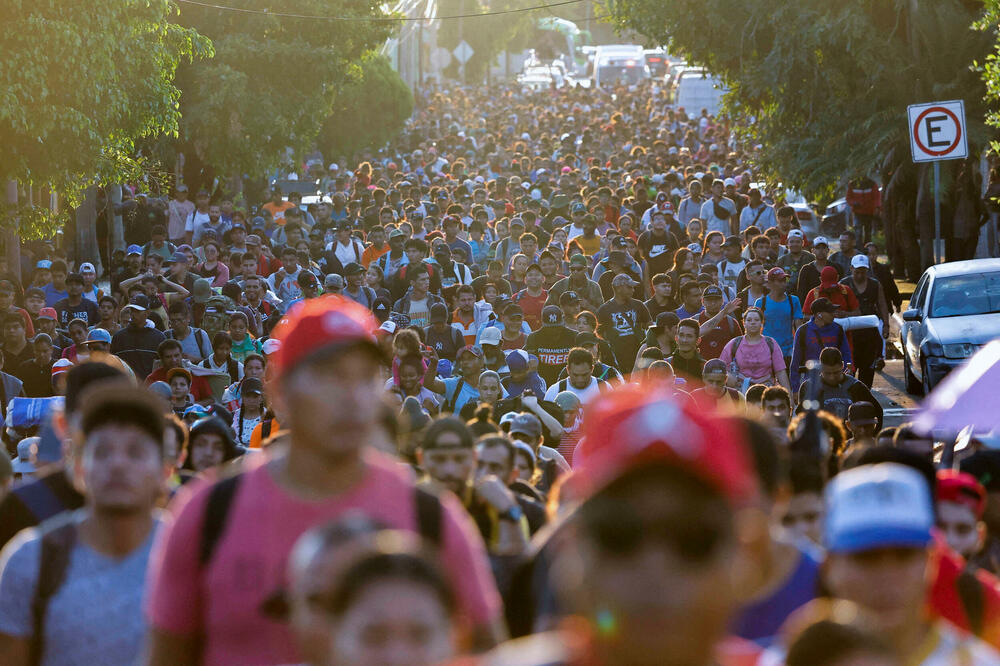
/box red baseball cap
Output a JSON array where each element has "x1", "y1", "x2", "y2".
[
  {"x1": 270, "y1": 296, "x2": 381, "y2": 378},
  {"x1": 572, "y1": 383, "x2": 756, "y2": 505},
  {"x1": 936, "y1": 469, "x2": 986, "y2": 519},
  {"x1": 766, "y1": 267, "x2": 788, "y2": 281}
]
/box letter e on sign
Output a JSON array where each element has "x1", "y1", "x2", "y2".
[{"x1": 907, "y1": 100, "x2": 968, "y2": 163}]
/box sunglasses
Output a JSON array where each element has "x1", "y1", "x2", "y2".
[{"x1": 570, "y1": 266, "x2": 587, "y2": 272}]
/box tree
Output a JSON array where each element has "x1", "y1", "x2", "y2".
[
  {"x1": 436, "y1": 0, "x2": 538, "y2": 82},
  {"x1": 0, "y1": 0, "x2": 211, "y2": 239},
  {"x1": 167, "y1": 0, "x2": 397, "y2": 193},
  {"x1": 605, "y1": 0, "x2": 995, "y2": 274},
  {"x1": 318, "y1": 53, "x2": 414, "y2": 159}
]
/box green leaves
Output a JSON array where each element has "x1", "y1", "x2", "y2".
[
  {"x1": 168, "y1": 0, "x2": 397, "y2": 182},
  {"x1": 319, "y1": 52, "x2": 414, "y2": 157},
  {"x1": 606, "y1": 0, "x2": 994, "y2": 200},
  {"x1": 0, "y1": 0, "x2": 210, "y2": 229}
]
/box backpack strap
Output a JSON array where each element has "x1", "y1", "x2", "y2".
[
  {"x1": 31, "y1": 517, "x2": 77, "y2": 665},
  {"x1": 199, "y1": 473, "x2": 243, "y2": 566},
  {"x1": 441, "y1": 378, "x2": 466, "y2": 414},
  {"x1": 957, "y1": 566, "x2": 985, "y2": 637},
  {"x1": 414, "y1": 486, "x2": 442, "y2": 547},
  {"x1": 194, "y1": 328, "x2": 206, "y2": 359}
]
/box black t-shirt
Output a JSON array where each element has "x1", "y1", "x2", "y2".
[
  {"x1": 0, "y1": 468, "x2": 85, "y2": 550},
  {"x1": 16, "y1": 358, "x2": 54, "y2": 397},
  {"x1": 645, "y1": 296, "x2": 678, "y2": 321},
  {"x1": 53, "y1": 297, "x2": 100, "y2": 328},
  {"x1": 637, "y1": 229, "x2": 680, "y2": 276},
  {"x1": 596, "y1": 298, "x2": 651, "y2": 374},
  {"x1": 423, "y1": 324, "x2": 464, "y2": 361},
  {"x1": 525, "y1": 325, "x2": 579, "y2": 385}
]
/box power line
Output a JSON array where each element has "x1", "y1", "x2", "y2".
[{"x1": 175, "y1": 0, "x2": 585, "y2": 22}]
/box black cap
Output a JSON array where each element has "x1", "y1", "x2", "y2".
[
  {"x1": 343, "y1": 262, "x2": 365, "y2": 276},
  {"x1": 429, "y1": 302, "x2": 449, "y2": 323},
  {"x1": 723, "y1": 235, "x2": 742, "y2": 248},
  {"x1": 575, "y1": 331, "x2": 599, "y2": 346},
  {"x1": 242, "y1": 377, "x2": 264, "y2": 395},
  {"x1": 703, "y1": 285, "x2": 723, "y2": 298},
  {"x1": 542, "y1": 305, "x2": 564, "y2": 327},
  {"x1": 559, "y1": 290, "x2": 580, "y2": 305},
  {"x1": 811, "y1": 297, "x2": 836, "y2": 314}
]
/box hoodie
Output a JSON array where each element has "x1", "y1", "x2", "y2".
[
  {"x1": 802, "y1": 266, "x2": 859, "y2": 315},
  {"x1": 789, "y1": 317, "x2": 853, "y2": 390}
]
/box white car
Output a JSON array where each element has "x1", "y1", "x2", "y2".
[{"x1": 901, "y1": 258, "x2": 1000, "y2": 394}]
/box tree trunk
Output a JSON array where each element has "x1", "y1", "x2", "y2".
[
  {"x1": 108, "y1": 184, "x2": 124, "y2": 259},
  {"x1": 75, "y1": 186, "x2": 100, "y2": 268},
  {"x1": 4, "y1": 180, "x2": 21, "y2": 286},
  {"x1": 916, "y1": 163, "x2": 935, "y2": 270}
]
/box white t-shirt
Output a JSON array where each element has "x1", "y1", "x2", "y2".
[{"x1": 544, "y1": 375, "x2": 603, "y2": 405}]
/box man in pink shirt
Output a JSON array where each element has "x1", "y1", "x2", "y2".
[{"x1": 144, "y1": 298, "x2": 503, "y2": 665}]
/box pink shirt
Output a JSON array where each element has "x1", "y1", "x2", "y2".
[
  {"x1": 146, "y1": 450, "x2": 501, "y2": 665},
  {"x1": 719, "y1": 335, "x2": 786, "y2": 382}
]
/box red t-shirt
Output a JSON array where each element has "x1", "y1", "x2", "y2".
[
  {"x1": 501, "y1": 332, "x2": 527, "y2": 350},
  {"x1": 144, "y1": 367, "x2": 213, "y2": 402},
  {"x1": 514, "y1": 289, "x2": 548, "y2": 331},
  {"x1": 146, "y1": 450, "x2": 501, "y2": 665}
]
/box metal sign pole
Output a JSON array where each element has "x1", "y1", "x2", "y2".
[{"x1": 934, "y1": 160, "x2": 942, "y2": 264}]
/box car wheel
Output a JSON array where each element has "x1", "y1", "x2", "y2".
[
  {"x1": 904, "y1": 351, "x2": 922, "y2": 395},
  {"x1": 921, "y1": 358, "x2": 934, "y2": 396}
]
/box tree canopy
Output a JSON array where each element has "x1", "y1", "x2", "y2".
[
  {"x1": 169, "y1": 0, "x2": 397, "y2": 190},
  {"x1": 607, "y1": 0, "x2": 993, "y2": 199},
  {"x1": 0, "y1": 0, "x2": 211, "y2": 234},
  {"x1": 606, "y1": 0, "x2": 996, "y2": 272},
  {"x1": 319, "y1": 53, "x2": 414, "y2": 159}
]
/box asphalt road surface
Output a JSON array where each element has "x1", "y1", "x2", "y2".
[{"x1": 872, "y1": 359, "x2": 919, "y2": 428}]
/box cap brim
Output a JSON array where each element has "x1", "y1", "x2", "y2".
[
  {"x1": 12, "y1": 460, "x2": 35, "y2": 473},
  {"x1": 826, "y1": 526, "x2": 931, "y2": 554},
  {"x1": 123, "y1": 304, "x2": 147, "y2": 312}
]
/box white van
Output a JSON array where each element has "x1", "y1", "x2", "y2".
[
  {"x1": 674, "y1": 68, "x2": 727, "y2": 116},
  {"x1": 592, "y1": 44, "x2": 649, "y2": 88}
]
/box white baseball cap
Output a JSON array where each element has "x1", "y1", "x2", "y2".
[
  {"x1": 786, "y1": 229, "x2": 804, "y2": 240},
  {"x1": 480, "y1": 326, "x2": 502, "y2": 347},
  {"x1": 851, "y1": 254, "x2": 871, "y2": 269},
  {"x1": 824, "y1": 463, "x2": 933, "y2": 553},
  {"x1": 723, "y1": 177, "x2": 737, "y2": 187},
  {"x1": 812, "y1": 236, "x2": 830, "y2": 247},
  {"x1": 79, "y1": 262, "x2": 96, "y2": 274},
  {"x1": 261, "y1": 338, "x2": 282, "y2": 355}
]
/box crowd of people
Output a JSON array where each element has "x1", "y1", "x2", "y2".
[{"x1": 0, "y1": 80, "x2": 995, "y2": 666}]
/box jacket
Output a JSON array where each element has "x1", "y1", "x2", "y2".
[{"x1": 789, "y1": 318, "x2": 852, "y2": 391}]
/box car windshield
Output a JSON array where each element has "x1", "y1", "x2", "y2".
[{"x1": 929, "y1": 272, "x2": 1000, "y2": 317}]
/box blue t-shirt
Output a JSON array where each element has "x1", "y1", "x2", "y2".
[
  {"x1": 730, "y1": 544, "x2": 821, "y2": 646},
  {"x1": 675, "y1": 304, "x2": 705, "y2": 320},
  {"x1": 442, "y1": 376, "x2": 481, "y2": 413},
  {"x1": 502, "y1": 372, "x2": 547, "y2": 399},
  {"x1": 42, "y1": 283, "x2": 68, "y2": 308},
  {"x1": 755, "y1": 293, "x2": 803, "y2": 357}
]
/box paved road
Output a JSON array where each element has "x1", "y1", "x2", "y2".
[{"x1": 872, "y1": 359, "x2": 919, "y2": 428}]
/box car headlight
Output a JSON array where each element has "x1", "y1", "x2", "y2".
[
  {"x1": 923, "y1": 341, "x2": 945, "y2": 357},
  {"x1": 943, "y1": 343, "x2": 977, "y2": 359}
]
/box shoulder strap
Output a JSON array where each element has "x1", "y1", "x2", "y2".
[
  {"x1": 31, "y1": 518, "x2": 78, "y2": 665},
  {"x1": 414, "y1": 486, "x2": 442, "y2": 547},
  {"x1": 441, "y1": 378, "x2": 465, "y2": 414},
  {"x1": 194, "y1": 329, "x2": 206, "y2": 358},
  {"x1": 199, "y1": 473, "x2": 243, "y2": 566},
  {"x1": 957, "y1": 567, "x2": 985, "y2": 637},
  {"x1": 732, "y1": 335, "x2": 743, "y2": 357},
  {"x1": 262, "y1": 419, "x2": 273, "y2": 440}
]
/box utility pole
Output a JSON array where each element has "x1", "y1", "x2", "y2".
[{"x1": 458, "y1": 0, "x2": 464, "y2": 84}]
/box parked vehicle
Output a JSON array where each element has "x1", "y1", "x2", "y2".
[
  {"x1": 517, "y1": 65, "x2": 565, "y2": 91},
  {"x1": 592, "y1": 44, "x2": 649, "y2": 88},
  {"x1": 673, "y1": 68, "x2": 727, "y2": 116},
  {"x1": 901, "y1": 259, "x2": 1000, "y2": 394},
  {"x1": 821, "y1": 198, "x2": 850, "y2": 236},
  {"x1": 789, "y1": 203, "x2": 820, "y2": 238},
  {"x1": 643, "y1": 48, "x2": 669, "y2": 77}
]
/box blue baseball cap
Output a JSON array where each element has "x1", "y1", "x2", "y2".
[
  {"x1": 126, "y1": 244, "x2": 142, "y2": 256},
  {"x1": 824, "y1": 463, "x2": 934, "y2": 553},
  {"x1": 84, "y1": 328, "x2": 112, "y2": 344}
]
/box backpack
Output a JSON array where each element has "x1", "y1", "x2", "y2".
[
  {"x1": 729, "y1": 335, "x2": 778, "y2": 379},
  {"x1": 201, "y1": 295, "x2": 234, "y2": 341},
  {"x1": 197, "y1": 473, "x2": 443, "y2": 570}
]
